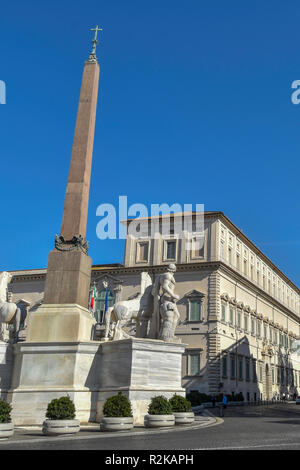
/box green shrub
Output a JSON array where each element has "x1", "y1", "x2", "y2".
[
  {"x1": 0, "y1": 400, "x2": 12, "y2": 424},
  {"x1": 186, "y1": 391, "x2": 211, "y2": 406},
  {"x1": 169, "y1": 394, "x2": 191, "y2": 413},
  {"x1": 148, "y1": 396, "x2": 173, "y2": 415},
  {"x1": 235, "y1": 392, "x2": 244, "y2": 402},
  {"x1": 103, "y1": 392, "x2": 133, "y2": 418},
  {"x1": 46, "y1": 396, "x2": 76, "y2": 420}
]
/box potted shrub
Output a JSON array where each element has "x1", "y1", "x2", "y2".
[
  {"x1": 145, "y1": 395, "x2": 175, "y2": 428},
  {"x1": 42, "y1": 396, "x2": 80, "y2": 436},
  {"x1": 169, "y1": 394, "x2": 194, "y2": 425},
  {"x1": 101, "y1": 392, "x2": 133, "y2": 431},
  {"x1": 0, "y1": 400, "x2": 13, "y2": 440}
]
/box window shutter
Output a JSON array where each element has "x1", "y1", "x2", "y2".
[
  {"x1": 190, "y1": 354, "x2": 200, "y2": 375},
  {"x1": 190, "y1": 300, "x2": 201, "y2": 321}
]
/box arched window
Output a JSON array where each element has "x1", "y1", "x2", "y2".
[{"x1": 95, "y1": 289, "x2": 114, "y2": 323}]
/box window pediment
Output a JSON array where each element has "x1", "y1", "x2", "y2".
[{"x1": 185, "y1": 290, "x2": 205, "y2": 299}]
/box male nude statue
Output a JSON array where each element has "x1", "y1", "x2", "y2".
[{"x1": 149, "y1": 264, "x2": 180, "y2": 341}]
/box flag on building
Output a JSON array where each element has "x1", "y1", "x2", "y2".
[
  {"x1": 90, "y1": 285, "x2": 97, "y2": 312},
  {"x1": 104, "y1": 288, "x2": 109, "y2": 315}
]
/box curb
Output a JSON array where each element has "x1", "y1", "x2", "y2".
[{"x1": 0, "y1": 417, "x2": 222, "y2": 447}]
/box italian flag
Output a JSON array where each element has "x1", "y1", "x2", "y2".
[{"x1": 90, "y1": 286, "x2": 96, "y2": 311}]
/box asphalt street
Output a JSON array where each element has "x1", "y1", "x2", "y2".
[{"x1": 1, "y1": 404, "x2": 300, "y2": 450}]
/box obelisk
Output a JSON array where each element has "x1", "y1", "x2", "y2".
[{"x1": 27, "y1": 28, "x2": 101, "y2": 342}]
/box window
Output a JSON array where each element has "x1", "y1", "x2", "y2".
[
  {"x1": 244, "y1": 259, "x2": 248, "y2": 276},
  {"x1": 137, "y1": 241, "x2": 149, "y2": 262},
  {"x1": 192, "y1": 237, "x2": 204, "y2": 258},
  {"x1": 220, "y1": 240, "x2": 224, "y2": 259},
  {"x1": 166, "y1": 240, "x2": 176, "y2": 260},
  {"x1": 253, "y1": 361, "x2": 257, "y2": 382},
  {"x1": 257, "y1": 321, "x2": 261, "y2": 338},
  {"x1": 228, "y1": 247, "x2": 232, "y2": 265},
  {"x1": 237, "y1": 310, "x2": 242, "y2": 329},
  {"x1": 264, "y1": 324, "x2": 267, "y2": 339},
  {"x1": 274, "y1": 330, "x2": 278, "y2": 344},
  {"x1": 189, "y1": 300, "x2": 202, "y2": 321},
  {"x1": 270, "y1": 327, "x2": 273, "y2": 342},
  {"x1": 221, "y1": 303, "x2": 226, "y2": 322},
  {"x1": 259, "y1": 364, "x2": 263, "y2": 382},
  {"x1": 280, "y1": 333, "x2": 284, "y2": 347},
  {"x1": 189, "y1": 353, "x2": 201, "y2": 376},
  {"x1": 251, "y1": 318, "x2": 255, "y2": 335},
  {"x1": 246, "y1": 360, "x2": 250, "y2": 381},
  {"x1": 244, "y1": 315, "x2": 249, "y2": 332},
  {"x1": 222, "y1": 355, "x2": 227, "y2": 377},
  {"x1": 238, "y1": 357, "x2": 243, "y2": 380},
  {"x1": 236, "y1": 254, "x2": 240, "y2": 271},
  {"x1": 185, "y1": 291, "x2": 204, "y2": 322},
  {"x1": 272, "y1": 367, "x2": 275, "y2": 384},
  {"x1": 230, "y1": 356, "x2": 236, "y2": 379},
  {"x1": 229, "y1": 307, "x2": 234, "y2": 326}
]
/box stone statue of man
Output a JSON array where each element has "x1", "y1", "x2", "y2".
[{"x1": 149, "y1": 264, "x2": 180, "y2": 341}]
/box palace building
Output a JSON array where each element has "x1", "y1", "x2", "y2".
[{"x1": 6, "y1": 211, "x2": 300, "y2": 401}]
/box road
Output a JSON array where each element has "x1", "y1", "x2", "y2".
[{"x1": 1, "y1": 404, "x2": 300, "y2": 450}]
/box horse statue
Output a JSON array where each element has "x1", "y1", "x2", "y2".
[
  {"x1": 0, "y1": 272, "x2": 21, "y2": 342},
  {"x1": 104, "y1": 272, "x2": 154, "y2": 341}
]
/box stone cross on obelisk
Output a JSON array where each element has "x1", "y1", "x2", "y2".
[{"x1": 27, "y1": 29, "x2": 101, "y2": 342}]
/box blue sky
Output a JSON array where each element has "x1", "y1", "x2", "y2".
[{"x1": 0, "y1": 0, "x2": 299, "y2": 286}]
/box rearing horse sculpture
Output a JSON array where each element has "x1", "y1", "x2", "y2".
[
  {"x1": 104, "y1": 272, "x2": 154, "y2": 341},
  {"x1": 0, "y1": 272, "x2": 21, "y2": 341}
]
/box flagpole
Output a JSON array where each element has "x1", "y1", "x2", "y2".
[{"x1": 103, "y1": 280, "x2": 109, "y2": 323}]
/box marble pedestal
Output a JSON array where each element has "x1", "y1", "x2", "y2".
[
  {"x1": 8, "y1": 341, "x2": 101, "y2": 425},
  {"x1": 27, "y1": 304, "x2": 96, "y2": 343},
  {"x1": 96, "y1": 338, "x2": 186, "y2": 424},
  {"x1": 8, "y1": 337, "x2": 186, "y2": 425},
  {"x1": 0, "y1": 342, "x2": 13, "y2": 400}
]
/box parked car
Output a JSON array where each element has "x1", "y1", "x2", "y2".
[{"x1": 295, "y1": 397, "x2": 300, "y2": 405}]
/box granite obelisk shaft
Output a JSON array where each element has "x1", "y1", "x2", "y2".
[
  {"x1": 60, "y1": 61, "x2": 99, "y2": 240},
  {"x1": 43, "y1": 58, "x2": 100, "y2": 308}
]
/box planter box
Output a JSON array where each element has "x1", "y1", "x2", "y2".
[
  {"x1": 145, "y1": 414, "x2": 175, "y2": 428},
  {"x1": 0, "y1": 422, "x2": 14, "y2": 440},
  {"x1": 173, "y1": 412, "x2": 195, "y2": 425},
  {"x1": 100, "y1": 417, "x2": 134, "y2": 432},
  {"x1": 42, "y1": 419, "x2": 80, "y2": 436}
]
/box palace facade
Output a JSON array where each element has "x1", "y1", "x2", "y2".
[{"x1": 7, "y1": 211, "x2": 300, "y2": 401}]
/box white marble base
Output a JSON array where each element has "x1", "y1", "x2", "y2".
[
  {"x1": 8, "y1": 341, "x2": 101, "y2": 425},
  {"x1": 96, "y1": 338, "x2": 186, "y2": 424},
  {"x1": 8, "y1": 337, "x2": 186, "y2": 426},
  {"x1": 0, "y1": 341, "x2": 13, "y2": 400}
]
